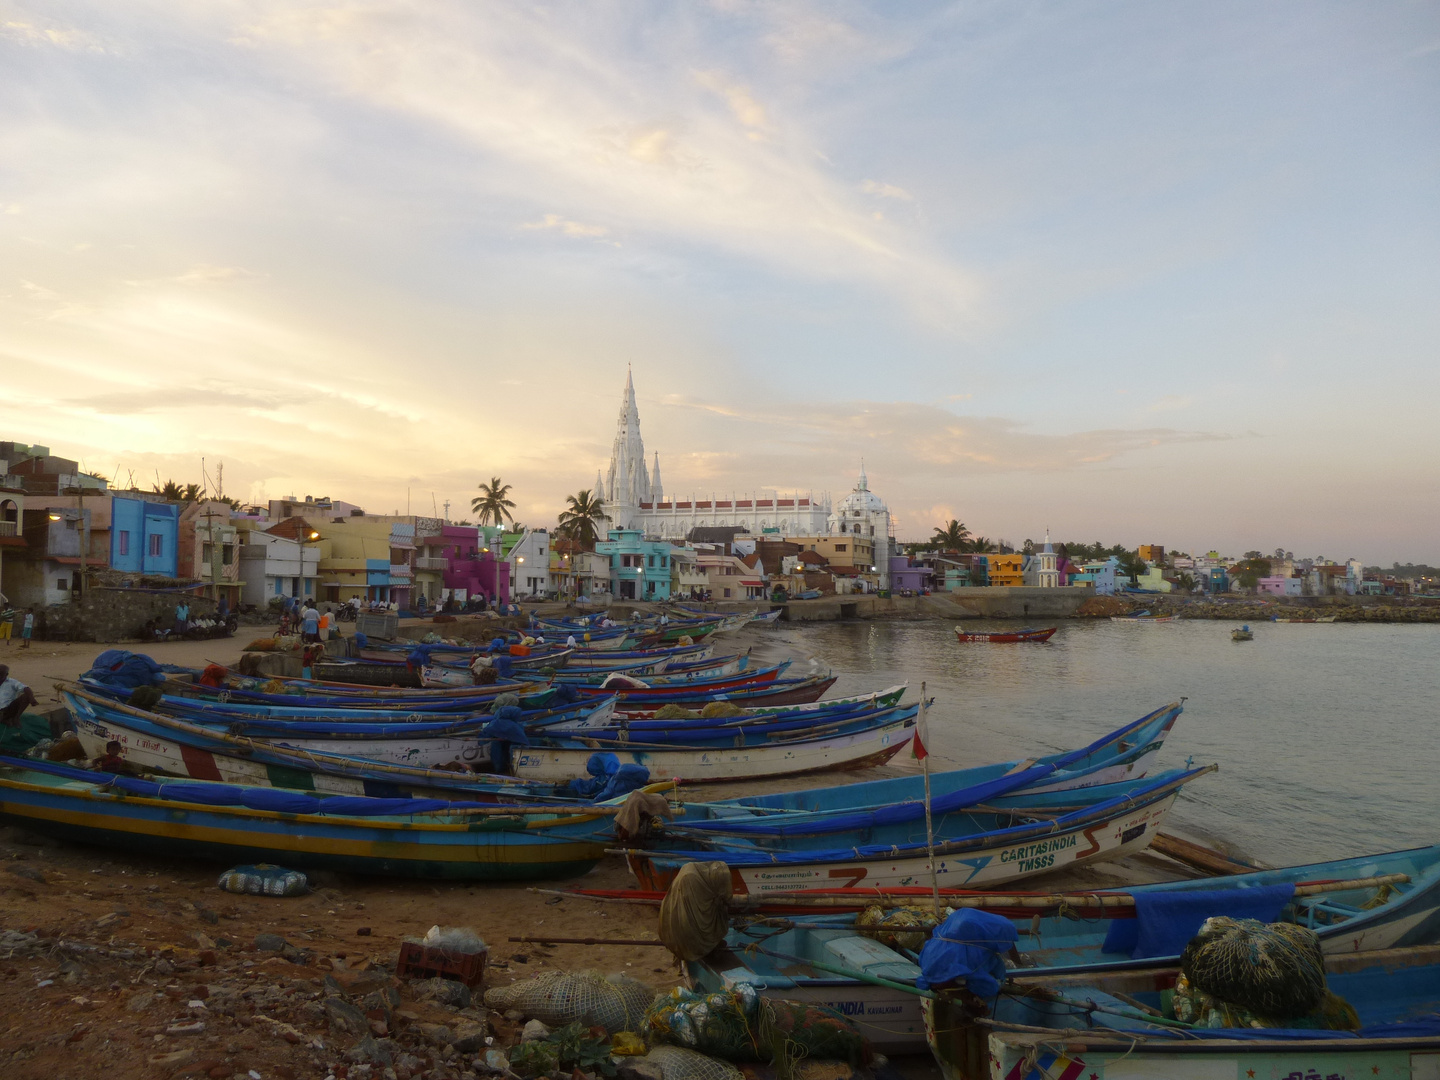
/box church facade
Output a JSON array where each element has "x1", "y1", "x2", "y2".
[{"x1": 594, "y1": 374, "x2": 892, "y2": 585}]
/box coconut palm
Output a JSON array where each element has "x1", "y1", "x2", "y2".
[
  {"x1": 929, "y1": 519, "x2": 972, "y2": 552},
  {"x1": 471, "y1": 477, "x2": 516, "y2": 528},
  {"x1": 556, "y1": 489, "x2": 608, "y2": 548},
  {"x1": 154, "y1": 479, "x2": 204, "y2": 503}
]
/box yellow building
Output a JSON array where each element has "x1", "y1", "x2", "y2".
[
  {"x1": 784, "y1": 535, "x2": 876, "y2": 572},
  {"x1": 311, "y1": 517, "x2": 415, "y2": 605},
  {"x1": 983, "y1": 553, "x2": 1026, "y2": 587},
  {"x1": 1138, "y1": 544, "x2": 1166, "y2": 565}
]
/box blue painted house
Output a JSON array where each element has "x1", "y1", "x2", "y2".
[
  {"x1": 110, "y1": 496, "x2": 180, "y2": 577},
  {"x1": 596, "y1": 529, "x2": 673, "y2": 601}
]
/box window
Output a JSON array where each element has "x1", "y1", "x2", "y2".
[
  {"x1": 202, "y1": 542, "x2": 213, "y2": 564},
  {"x1": 835, "y1": 544, "x2": 847, "y2": 553},
  {"x1": 117, "y1": 531, "x2": 130, "y2": 556},
  {"x1": 148, "y1": 534, "x2": 164, "y2": 558},
  {"x1": 222, "y1": 543, "x2": 234, "y2": 564},
  {"x1": 723, "y1": 588, "x2": 731, "y2": 598},
  {"x1": 56, "y1": 576, "x2": 69, "y2": 590}
]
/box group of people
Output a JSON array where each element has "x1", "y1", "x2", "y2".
[
  {"x1": 0, "y1": 604, "x2": 36, "y2": 648},
  {"x1": 277, "y1": 596, "x2": 332, "y2": 644}
]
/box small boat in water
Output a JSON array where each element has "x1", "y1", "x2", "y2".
[
  {"x1": 1110, "y1": 610, "x2": 1176, "y2": 623},
  {"x1": 1232, "y1": 624, "x2": 1254, "y2": 641},
  {"x1": 953, "y1": 626, "x2": 1057, "y2": 644}
]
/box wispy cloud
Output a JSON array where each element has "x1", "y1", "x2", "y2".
[
  {"x1": 521, "y1": 213, "x2": 612, "y2": 239},
  {"x1": 861, "y1": 179, "x2": 913, "y2": 202}
]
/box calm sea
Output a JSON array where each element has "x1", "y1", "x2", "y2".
[{"x1": 768, "y1": 618, "x2": 1440, "y2": 867}]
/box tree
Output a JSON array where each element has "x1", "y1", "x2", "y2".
[
  {"x1": 1022, "y1": 538, "x2": 1035, "y2": 556},
  {"x1": 1117, "y1": 552, "x2": 1147, "y2": 584},
  {"x1": 929, "y1": 519, "x2": 971, "y2": 552},
  {"x1": 1175, "y1": 571, "x2": 1197, "y2": 593},
  {"x1": 556, "y1": 489, "x2": 608, "y2": 548},
  {"x1": 471, "y1": 477, "x2": 516, "y2": 528},
  {"x1": 154, "y1": 479, "x2": 204, "y2": 503},
  {"x1": 969, "y1": 536, "x2": 997, "y2": 553},
  {"x1": 1233, "y1": 557, "x2": 1272, "y2": 591}
]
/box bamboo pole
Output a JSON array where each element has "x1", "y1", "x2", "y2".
[
  {"x1": 921, "y1": 680, "x2": 939, "y2": 912},
  {"x1": 508, "y1": 936, "x2": 666, "y2": 947}
]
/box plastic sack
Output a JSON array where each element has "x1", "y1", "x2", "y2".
[
  {"x1": 217, "y1": 863, "x2": 309, "y2": 897},
  {"x1": 422, "y1": 925, "x2": 487, "y2": 955}
]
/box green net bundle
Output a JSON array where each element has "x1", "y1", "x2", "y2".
[
  {"x1": 483, "y1": 970, "x2": 656, "y2": 1033},
  {"x1": 1178, "y1": 917, "x2": 1338, "y2": 1021},
  {"x1": 699, "y1": 702, "x2": 742, "y2": 719},
  {"x1": 644, "y1": 986, "x2": 870, "y2": 1066},
  {"x1": 653, "y1": 705, "x2": 701, "y2": 720}
]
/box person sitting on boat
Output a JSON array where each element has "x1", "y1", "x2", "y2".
[
  {"x1": 566, "y1": 634, "x2": 577, "y2": 648},
  {"x1": 0, "y1": 664, "x2": 38, "y2": 727},
  {"x1": 91, "y1": 739, "x2": 137, "y2": 775}
]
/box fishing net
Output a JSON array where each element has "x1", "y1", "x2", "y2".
[
  {"x1": 658, "y1": 861, "x2": 733, "y2": 961},
  {"x1": 493, "y1": 692, "x2": 521, "y2": 710},
  {"x1": 1171, "y1": 972, "x2": 1361, "y2": 1030},
  {"x1": 854, "y1": 904, "x2": 947, "y2": 952},
  {"x1": 653, "y1": 705, "x2": 701, "y2": 720},
  {"x1": 699, "y1": 702, "x2": 742, "y2": 719},
  {"x1": 645, "y1": 986, "x2": 870, "y2": 1066},
  {"x1": 1180, "y1": 917, "x2": 1326, "y2": 1019},
  {"x1": 642, "y1": 1045, "x2": 743, "y2": 1080},
  {"x1": 483, "y1": 970, "x2": 656, "y2": 1034}
]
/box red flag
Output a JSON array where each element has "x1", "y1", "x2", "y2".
[{"x1": 912, "y1": 728, "x2": 928, "y2": 760}]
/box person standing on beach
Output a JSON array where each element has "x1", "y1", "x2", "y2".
[
  {"x1": 20, "y1": 608, "x2": 34, "y2": 649},
  {"x1": 300, "y1": 602, "x2": 321, "y2": 644},
  {"x1": 0, "y1": 603, "x2": 13, "y2": 646}
]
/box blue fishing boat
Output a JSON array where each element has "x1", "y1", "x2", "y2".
[
  {"x1": 0, "y1": 756, "x2": 642, "y2": 880},
  {"x1": 627, "y1": 765, "x2": 1215, "y2": 893},
  {"x1": 929, "y1": 945, "x2": 1440, "y2": 1079},
  {"x1": 694, "y1": 845, "x2": 1440, "y2": 1052}
]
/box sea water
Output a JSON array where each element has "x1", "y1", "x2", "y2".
[{"x1": 774, "y1": 618, "x2": 1440, "y2": 867}]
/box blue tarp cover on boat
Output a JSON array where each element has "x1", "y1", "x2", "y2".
[
  {"x1": 83, "y1": 650, "x2": 165, "y2": 691},
  {"x1": 1100, "y1": 883, "x2": 1297, "y2": 959},
  {"x1": 557, "y1": 753, "x2": 651, "y2": 801},
  {"x1": 915, "y1": 909, "x2": 1018, "y2": 996}
]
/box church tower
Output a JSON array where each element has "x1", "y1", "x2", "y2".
[{"x1": 604, "y1": 370, "x2": 650, "y2": 529}]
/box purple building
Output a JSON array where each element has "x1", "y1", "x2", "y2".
[
  {"x1": 439, "y1": 524, "x2": 510, "y2": 605},
  {"x1": 889, "y1": 555, "x2": 932, "y2": 594}
]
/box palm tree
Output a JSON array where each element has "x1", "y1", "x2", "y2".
[
  {"x1": 929, "y1": 519, "x2": 972, "y2": 552},
  {"x1": 969, "y1": 536, "x2": 997, "y2": 553},
  {"x1": 471, "y1": 477, "x2": 516, "y2": 528},
  {"x1": 556, "y1": 489, "x2": 608, "y2": 548},
  {"x1": 154, "y1": 479, "x2": 205, "y2": 503}
]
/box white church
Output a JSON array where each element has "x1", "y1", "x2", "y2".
[{"x1": 592, "y1": 373, "x2": 895, "y2": 587}]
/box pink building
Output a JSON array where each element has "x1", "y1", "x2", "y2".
[
  {"x1": 438, "y1": 525, "x2": 510, "y2": 605},
  {"x1": 1257, "y1": 576, "x2": 1302, "y2": 596}
]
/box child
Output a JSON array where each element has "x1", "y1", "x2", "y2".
[{"x1": 19, "y1": 608, "x2": 34, "y2": 649}]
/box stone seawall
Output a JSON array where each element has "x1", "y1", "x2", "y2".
[
  {"x1": 780, "y1": 586, "x2": 1096, "y2": 622},
  {"x1": 35, "y1": 588, "x2": 220, "y2": 642}
]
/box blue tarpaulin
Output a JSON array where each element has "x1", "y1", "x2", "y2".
[
  {"x1": 1101, "y1": 883, "x2": 1297, "y2": 959},
  {"x1": 915, "y1": 909, "x2": 1019, "y2": 997},
  {"x1": 82, "y1": 650, "x2": 165, "y2": 691}
]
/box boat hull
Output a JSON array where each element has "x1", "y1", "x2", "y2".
[
  {"x1": 631, "y1": 791, "x2": 1180, "y2": 893},
  {"x1": 954, "y1": 627, "x2": 1057, "y2": 643},
  {"x1": 513, "y1": 715, "x2": 915, "y2": 783}
]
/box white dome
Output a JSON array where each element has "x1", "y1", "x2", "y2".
[{"x1": 838, "y1": 488, "x2": 886, "y2": 513}]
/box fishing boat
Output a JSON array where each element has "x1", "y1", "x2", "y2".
[
  {"x1": 576, "y1": 673, "x2": 839, "y2": 710},
  {"x1": 625, "y1": 765, "x2": 1215, "y2": 893},
  {"x1": 0, "y1": 756, "x2": 647, "y2": 880},
  {"x1": 608, "y1": 684, "x2": 909, "y2": 724},
  {"x1": 929, "y1": 944, "x2": 1440, "y2": 1080},
  {"x1": 667, "y1": 701, "x2": 1182, "y2": 827},
  {"x1": 1232, "y1": 624, "x2": 1254, "y2": 641},
  {"x1": 1110, "y1": 610, "x2": 1176, "y2": 623},
  {"x1": 693, "y1": 845, "x2": 1440, "y2": 1055},
  {"x1": 511, "y1": 705, "x2": 918, "y2": 784},
  {"x1": 750, "y1": 610, "x2": 783, "y2": 626},
  {"x1": 953, "y1": 627, "x2": 1057, "y2": 644}
]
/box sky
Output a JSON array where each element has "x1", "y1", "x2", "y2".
[{"x1": 1, "y1": 2, "x2": 1437, "y2": 563}]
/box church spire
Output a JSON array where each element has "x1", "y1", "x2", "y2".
[
  {"x1": 651, "y1": 452, "x2": 663, "y2": 501},
  {"x1": 857, "y1": 459, "x2": 868, "y2": 491}
]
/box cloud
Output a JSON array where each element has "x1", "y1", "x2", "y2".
[
  {"x1": 861, "y1": 179, "x2": 913, "y2": 202},
  {"x1": 1147, "y1": 394, "x2": 1195, "y2": 413},
  {"x1": 521, "y1": 213, "x2": 611, "y2": 239},
  {"x1": 694, "y1": 71, "x2": 770, "y2": 134}
]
